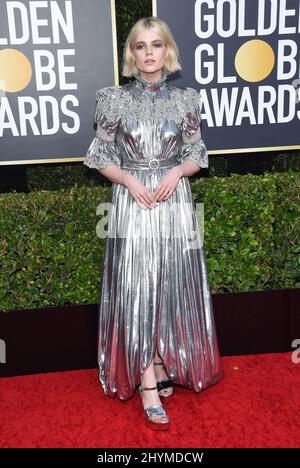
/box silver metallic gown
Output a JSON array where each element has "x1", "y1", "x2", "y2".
[{"x1": 83, "y1": 70, "x2": 223, "y2": 400}]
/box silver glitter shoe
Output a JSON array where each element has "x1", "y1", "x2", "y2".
[{"x1": 138, "y1": 384, "x2": 170, "y2": 431}]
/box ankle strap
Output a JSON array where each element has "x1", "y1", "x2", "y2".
[{"x1": 140, "y1": 385, "x2": 157, "y2": 390}]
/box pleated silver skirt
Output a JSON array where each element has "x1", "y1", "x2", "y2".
[{"x1": 97, "y1": 157, "x2": 223, "y2": 400}]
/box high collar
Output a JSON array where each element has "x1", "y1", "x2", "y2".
[{"x1": 133, "y1": 70, "x2": 168, "y2": 91}]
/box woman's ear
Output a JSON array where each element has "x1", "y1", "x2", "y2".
[{"x1": 165, "y1": 44, "x2": 170, "y2": 60}]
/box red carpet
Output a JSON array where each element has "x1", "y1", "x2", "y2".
[{"x1": 0, "y1": 352, "x2": 299, "y2": 448}]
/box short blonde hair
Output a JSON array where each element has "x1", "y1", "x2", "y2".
[{"x1": 121, "y1": 16, "x2": 182, "y2": 78}]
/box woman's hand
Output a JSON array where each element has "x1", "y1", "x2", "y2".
[
  {"x1": 124, "y1": 173, "x2": 158, "y2": 209},
  {"x1": 153, "y1": 166, "x2": 183, "y2": 202}
]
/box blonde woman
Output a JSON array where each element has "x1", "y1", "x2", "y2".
[{"x1": 83, "y1": 16, "x2": 223, "y2": 431}]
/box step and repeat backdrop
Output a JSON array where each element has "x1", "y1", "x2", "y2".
[
  {"x1": 155, "y1": 0, "x2": 300, "y2": 154},
  {"x1": 0, "y1": 0, "x2": 299, "y2": 165},
  {"x1": 0, "y1": 0, "x2": 117, "y2": 165}
]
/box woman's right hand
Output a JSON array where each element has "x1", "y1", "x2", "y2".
[{"x1": 124, "y1": 173, "x2": 158, "y2": 210}]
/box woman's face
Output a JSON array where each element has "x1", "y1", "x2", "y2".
[{"x1": 131, "y1": 28, "x2": 169, "y2": 77}]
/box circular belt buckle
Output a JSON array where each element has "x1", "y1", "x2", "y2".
[{"x1": 148, "y1": 158, "x2": 160, "y2": 170}]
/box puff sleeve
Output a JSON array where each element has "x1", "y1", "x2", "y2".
[
  {"x1": 83, "y1": 87, "x2": 121, "y2": 170},
  {"x1": 179, "y1": 87, "x2": 209, "y2": 169}
]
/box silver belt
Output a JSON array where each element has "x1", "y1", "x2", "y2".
[{"x1": 121, "y1": 155, "x2": 180, "y2": 170}]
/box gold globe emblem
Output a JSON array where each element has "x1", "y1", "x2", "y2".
[
  {"x1": 0, "y1": 48, "x2": 32, "y2": 92},
  {"x1": 235, "y1": 39, "x2": 275, "y2": 82}
]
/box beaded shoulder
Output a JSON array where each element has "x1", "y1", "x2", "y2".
[
  {"x1": 94, "y1": 83, "x2": 202, "y2": 126},
  {"x1": 181, "y1": 86, "x2": 202, "y2": 111},
  {"x1": 94, "y1": 85, "x2": 123, "y2": 124},
  {"x1": 95, "y1": 85, "x2": 122, "y2": 102}
]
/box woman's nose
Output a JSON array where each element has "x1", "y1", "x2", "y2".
[{"x1": 145, "y1": 46, "x2": 153, "y2": 55}]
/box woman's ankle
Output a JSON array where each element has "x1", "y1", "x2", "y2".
[
  {"x1": 141, "y1": 362, "x2": 156, "y2": 386},
  {"x1": 154, "y1": 350, "x2": 163, "y2": 363}
]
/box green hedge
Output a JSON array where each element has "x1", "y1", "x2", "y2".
[{"x1": 0, "y1": 171, "x2": 299, "y2": 312}]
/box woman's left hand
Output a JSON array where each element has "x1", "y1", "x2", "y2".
[{"x1": 152, "y1": 166, "x2": 183, "y2": 202}]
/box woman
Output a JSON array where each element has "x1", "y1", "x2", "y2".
[{"x1": 83, "y1": 16, "x2": 223, "y2": 431}]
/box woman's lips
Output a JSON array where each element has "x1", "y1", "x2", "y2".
[{"x1": 145, "y1": 60, "x2": 155, "y2": 64}]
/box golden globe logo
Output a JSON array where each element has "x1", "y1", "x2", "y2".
[
  {"x1": 0, "y1": 49, "x2": 32, "y2": 92},
  {"x1": 0, "y1": 1, "x2": 78, "y2": 136},
  {"x1": 194, "y1": 0, "x2": 300, "y2": 125}
]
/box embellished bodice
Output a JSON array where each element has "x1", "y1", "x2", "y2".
[{"x1": 83, "y1": 71, "x2": 209, "y2": 171}]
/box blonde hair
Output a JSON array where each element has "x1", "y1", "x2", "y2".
[{"x1": 121, "y1": 16, "x2": 182, "y2": 78}]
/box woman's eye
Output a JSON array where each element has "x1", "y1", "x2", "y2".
[{"x1": 135, "y1": 43, "x2": 163, "y2": 50}]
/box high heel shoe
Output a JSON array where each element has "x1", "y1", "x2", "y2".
[
  {"x1": 139, "y1": 384, "x2": 170, "y2": 431},
  {"x1": 154, "y1": 361, "x2": 174, "y2": 398}
]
